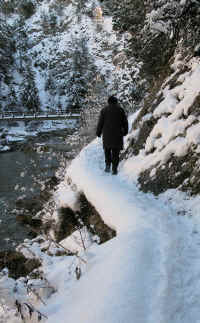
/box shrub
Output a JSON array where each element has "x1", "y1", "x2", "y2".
[{"x1": 19, "y1": 1, "x2": 35, "y2": 19}]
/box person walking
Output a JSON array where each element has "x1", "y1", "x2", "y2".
[{"x1": 96, "y1": 96, "x2": 128, "y2": 175}]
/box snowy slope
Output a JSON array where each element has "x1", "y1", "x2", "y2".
[
  {"x1": 1, "y1": 0, "x2": 134, "y2": 113},
  {"x1": 122, "y1": 54, "x2": 200, "y2": 195}
]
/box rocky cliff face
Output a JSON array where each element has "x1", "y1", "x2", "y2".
[
  {"x1": 110, "y1": 0, "x2": 200, "y2": 77},
  {"x1": 109, "y1": 0, "x2": 200, "y2": 195}
]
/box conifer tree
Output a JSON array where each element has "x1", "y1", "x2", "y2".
[
  {"x1": 20, "y1": 66, "x2": 40, "y2": 112},
  {"x1": 0, "y1": 17, "x2": 14, "y2": 82},
  {"x1": 67, "y1": 36, "x2": 96, "y2": 109}
]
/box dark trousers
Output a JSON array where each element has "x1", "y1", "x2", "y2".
[{"x1": 104, "y1": 148, "x2": 120, "y2": 170}]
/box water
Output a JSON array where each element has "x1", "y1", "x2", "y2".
[{"x1": 0, "y1": 130, "x2": 79, "y2": 251}]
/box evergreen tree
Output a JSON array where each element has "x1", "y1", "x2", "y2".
[
  {"x1": 0, "y1": 17, "x2": 14, "y2": 82},
  {"x1": 67, "y1": 36, "x2": 96, "y2": 109},
  {"x1": 13, "y1": 17, "x2": 28, "y2": 71},
  {"x1": 20, "y1": 66, "x2": 40, "y2": 112},
  {"x1": 104, "y1": 0, "x2": 146, "y2": 33}
]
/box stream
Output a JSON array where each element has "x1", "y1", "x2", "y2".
[{"x1": 0, "y1": 128, "x2": 80, "y2": 251}]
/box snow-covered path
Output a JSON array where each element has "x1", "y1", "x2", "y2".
[
  {"x1": 47, "y1": 230, "x2": 165, "y2": 323},
  {"x1": 45, "y1": 139, "x2": 200, "y2": 323}
]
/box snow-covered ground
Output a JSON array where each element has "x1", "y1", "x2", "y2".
[
  {"x1": 1, "y1": 124, "x2": 200, "y2": 323},
  {"x1": 43, "y1": 136, "x2": 200, "y2": 323}
]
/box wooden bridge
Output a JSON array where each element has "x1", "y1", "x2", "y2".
[{"x1": 0, "y1": 109, "x2": 80, "y2": 122}]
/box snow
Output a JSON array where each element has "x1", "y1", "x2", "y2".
[
  {"x1": 2, "y1": 2, "x2": 200, "y2": 323},
  {"x1": 2, "y1": 107, "x2": 200, "y2": 323},
  {"x1": 146, "y1": 8, "x2": 172, "y2": 36},
  {"x1": 31, "y1": 136, "x2": 200, "y2": 323},
  {"x1": 154, "y1": 88, "x2": 179, "y2": 117},
  {"x1": 55, "y1": 182, "x2": 79, "y2": 211},
  {"x1": 0, "y1": 118, "x2": 76, "y2": 147},
  {"x1": 0, "y1": 145, "x2": 10, "y2": 152},
  {"x1": 180, "y1": 0, "x2": 187, "y2": 6},
  {"x1": 61, "y1": 228, "x2": 93, "y2": 253},
  {"x1": 156, "y1": 62, "x2": 200, "y2": 120},
  {"x1": 122, "y1": 57, "x2": 200, "y2": 178}
]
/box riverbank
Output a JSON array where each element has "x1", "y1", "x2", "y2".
[{"x1": 0, "y1": 119, "x2": 78, "y2": 152}]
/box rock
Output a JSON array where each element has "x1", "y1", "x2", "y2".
[
  {"x1": 54, "y1": 193, "x2": 116, "y2": 244},
  {"x1": 0, "y1": 250, "x2": 41, "y2": 279},
  {"x1": 194, "y1": 44, "x2": 200, "y2": 57},
  {"x1": 54, "y1": 207, "x2": 79, "y2": 242},
  {"x1": 16, "y1": 197, "x2": 43, "y2": 214},
  {"x1": 24, "y1": 258, "x2": 41, "y2": 273},
  {"x1": 78, "y1": 194, "x2": 116, "y2": 244},
  {"x1": 112, "y1": 52, "x2": 126, "y2": 67},
  {"x1": 44, "y1": 176, "x2": 60, "y2": 190},
  {"x1": 16, "y1": 214, "x2": 42, "y2": 228}
]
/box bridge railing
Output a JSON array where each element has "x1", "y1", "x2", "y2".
[{"x1": 0, "y1": 108, "x2": 81, "y2": 119}]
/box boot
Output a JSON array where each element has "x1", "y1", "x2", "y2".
[
  {"x1": 112, "y1": 167, "x2": 118, "y2": 175},
  {"x1": 105, "y1": 164, "x2": 111, "y2": 173}
]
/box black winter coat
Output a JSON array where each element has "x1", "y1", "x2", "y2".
[{"x1": 96, "y1": 103, "x2": 128, "y2": 150}]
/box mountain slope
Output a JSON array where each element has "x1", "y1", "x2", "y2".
[{"x1": 0, "y1": 0, "x2": 134, "y2": 114}]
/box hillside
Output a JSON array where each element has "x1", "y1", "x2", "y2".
[{"x1": 0, "y1": 0, "x2": 134, "y2": 114}]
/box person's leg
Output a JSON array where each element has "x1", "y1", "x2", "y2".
[
  {"x1": 111, "y1": 148, "x2": 120, "y2": 174},
  {"x1": 104, "y1": 148, "x2": 111, "y2": 172}
]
